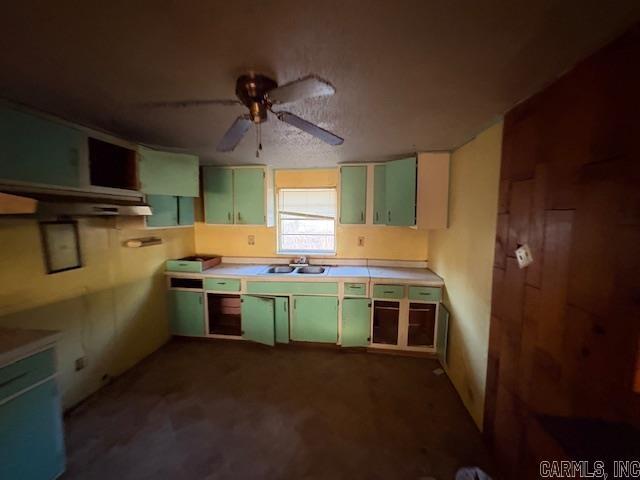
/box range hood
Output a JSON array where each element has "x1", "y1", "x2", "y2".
[{"x1": 0, "y1": 183, "x2": 151, "y2": 217}]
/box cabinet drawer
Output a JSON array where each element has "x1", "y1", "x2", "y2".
[
  {"x1": 166, "y1": 260, "x2": 203, "y2": 273},
  {"x1": 372, "y1": 284, "x2": 405, "y2": 299},
  {"x1": 204, "y1": 278, "x2": 241, "y2": 292},
  {"x1": 408, "y1": 286, "x2": 442, "y2": 301},
  {"x1": 0, "y1": 349, "x2": 55, "y2": 402},
  {"x1": 344, "y1": 283, "x2": 366, "y2": 296}
]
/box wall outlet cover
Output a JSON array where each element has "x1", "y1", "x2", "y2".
[
  {"x1": 248, "y1": 235, "x2": 255, "y2": 245},
  {"x1": 515, "y1": 244, "x2": 534, "y2": 269}
]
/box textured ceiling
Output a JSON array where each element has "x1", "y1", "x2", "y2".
[{"x1": 1, "y1": 1, "x2": 639, "y2": 167}]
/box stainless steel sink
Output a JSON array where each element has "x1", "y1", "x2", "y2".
[
  {"x1": 296, "y1": 266, "x2": 326, "y2": 274},
  {"x1": 266, "y1": 266, "x2": 296, "y2": 274}
]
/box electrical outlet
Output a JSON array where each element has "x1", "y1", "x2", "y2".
[
  {"x1": 515, "y1": 244, "x2": 533, "y2": 269},
  {"x1": 248, "y1": 235, "x2": 255, "y2": 246},
  {"x1": 75, "y1": 357, "x2": 86, "y2": 371},
  {"x1": 357, "y1": 236, "x2": 365, "y2": 247}
]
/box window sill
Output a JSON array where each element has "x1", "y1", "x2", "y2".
[{"x1": 277, "y1": 250, "x2": 337, "y2": 257}]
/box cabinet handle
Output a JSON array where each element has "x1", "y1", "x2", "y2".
[
  {"x1": 227, "y1": 212, "x2": 231, "y2": 222},
  {"x1": 217, "y1": 282, "x2": 226, "y2": 285},
  {"x1": 198, "y1": 296, "x2": 202, "y2": 305},
  {"x1": 294, "y1": 299, "x2": 297, "y2": 309},
  {"x1": 237, "y1": 212, "x2": 242, "y2": 222},
  {"x1": 284, "y1": 302, "x2": 288, "y2": 313},
  {"x1": 0, "y1": 372, "x2": 27, "y2": 388},
  {"x1": 360, "y1": 211, "x2": 364, "y2": 221},
  {"x1": 388, "y1": 210, "x2": 391, "y2": 222},
  {"x1": 383, "y1": 290, "x2": 394, "y2": 294},
  {"x1": 375, "y1": 212, "x2": 379, "y2": 221},
  {"x1": 419, "y1": 292, "x2": 431, "y2": 296}
]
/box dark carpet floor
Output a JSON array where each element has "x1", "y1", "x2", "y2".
[{"x1": 62, "y1": 338, "x2": 493, "y2": 479}]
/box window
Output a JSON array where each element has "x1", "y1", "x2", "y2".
[{"x1": 278, "y1": 188, "x2": 336, "y2": 254}]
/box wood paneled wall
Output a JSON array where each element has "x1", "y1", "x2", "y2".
[{"x1": 485, "y1": 24, "x2": 640, "y2": 477}]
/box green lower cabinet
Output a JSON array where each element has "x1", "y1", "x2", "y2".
[
  {"x1": 291, "y1": 296, "x2": 338, "y2": 343},
  {"x1": 0, "y1": 379, "x2": 65, "y2": 480},
  {"x1": 169, "y1": 290, "x2": 204, "y2": 336},
  {"x1": 341, "y1": 298, "x2": 371, "y2": 347},
  {"x1": 241, "y1": 295, "x2": 276, "y2": 346},
  {"x1": 147, "y1": 194, "x2": 178, "y2": 227},
  {"x1": 274, "y1": 297, "x2": 290, "y2": 344}
]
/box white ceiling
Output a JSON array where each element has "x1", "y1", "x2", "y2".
[{"x1": 1, "y1": 1, "x2": 639, "y2": 167}]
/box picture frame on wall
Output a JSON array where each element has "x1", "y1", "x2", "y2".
[{"x1": 39, "y1": 220, "x2": 82, "y2": 274}]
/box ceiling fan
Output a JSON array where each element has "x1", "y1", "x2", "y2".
[{"x1": 143, "y1": 73, "x2": 343, "y2": 156}]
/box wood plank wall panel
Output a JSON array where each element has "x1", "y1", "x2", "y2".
[{"x1": 484, "y1": 24, "x2": 640, "y2": 477}]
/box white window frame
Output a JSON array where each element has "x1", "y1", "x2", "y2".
[{"x1": 277, "y1": 187, "x2": 337, "y2": 255}]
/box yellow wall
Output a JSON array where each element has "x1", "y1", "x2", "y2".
[
  {"x1": 194, "y1": 168, "x2": 429, "y2": 261},
  {"x1": 0, "y1": 217, "x2": 194, "y2": 408},
  {"x1": 428, "y1": 122, "x2": 503, "y2": 429}
]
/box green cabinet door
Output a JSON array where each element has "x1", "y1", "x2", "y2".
[
  {"x1": 147, "y1": 194, "x2": 178, "y2": 227},
  {"x1": 341, "y1": 298, "x2": 371, "y2": 347},
  {"x1": 437, "y1": 304, "x2": 449, "y2": 367},
  {"x1": 241, "y1": 295, "x2": 276, "y2": 346},
  {"x1": 0, "y1": 380, "x2": 65, "y2": 480},
  {"x1": 385, "y1": 157, "x2": 417, "y2": 226},
  {"x1": 274, "y1": 297, "x2": 290, "y2": 343},
  {"x1": 178, "y1": 196, "x2": 195, "y2": 225},
  {"x1": 340, "y1": 165, "x2": 367, "y2": 224},
  {"x1": 291, "y1": 296, "x2": 338, "y2": 343},
  {"x1": 169, "y1": 290, "x2": 204, "y2": 336},
  {"x1": 138, "y1": 147, "x2": 199, "y2": 197},
  {"x1": 234, "y1": 168, "x2": 265, "y2": 225},
  {"x1": 0, "y1": 107, "x2": 84, "y2": 187},
  {"x1": 203, "y1": 167, "x2": 234, "y2": 224},
  {"x1": 373, "y1": 164, "x2": 386, "y2": 224}
]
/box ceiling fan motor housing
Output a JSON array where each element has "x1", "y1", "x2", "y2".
[{"x1": 235, "y1": 74, "x2": 277, "y2": 123}]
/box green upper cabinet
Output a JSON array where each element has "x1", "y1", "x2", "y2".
[
  {"x1": 203, "y1": 166, "x2": 267, "y2": 225},
  {"x1": 177, "y1": 196, "x2": 195, "y2": 226},
  {"x1": 340, "y1": 165, "x2": 367, "y2": 224},
  {"x1": 234, "y1": 168, "x2": 265, "y2": 225},
  {"x1": 385, "y1": 157, "x2": 417, "y2": 226},
  {"x1": 373, "y1": 164, "x2": 386, "y2": 224},
  {"x1": 241, "y1": 295, "x2": 276, "y2": 346},
  {"x1": 169, "y1": 290, "x2": 204, "y2": 337},
  {"x1": 146, "y1": 194, "x2": 178, "y2": 227},
  {"x1": 291, "y1": 296, "x2": 338, "y2": 343},
  {"x1": 341, "y1": 298, "x2": 371, "y2": 347},
  {"x1": 0, "y1": 107, "x2": 84, "y2": 187},
  {"x1": 203, "y1": 167, "x2": 234, "y2": 224},
  {"x1": 138, "y1": 147, "x2": 199, "y2": 197}
]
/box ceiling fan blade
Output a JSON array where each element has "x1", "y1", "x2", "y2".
[
  {"x1": 139, "y1": 99, "x2": 242, "y2": 108},
  {"x1": 276, "y1": 111, "x2": 343, "y2": 146},
  {"x1": 217, "y1": 115, "x2": 252, "y2": 152},
  {"x1": 268, "y1": 75, "x2": 335, "y2": 104}
]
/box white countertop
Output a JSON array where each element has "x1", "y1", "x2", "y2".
[
  {"x1": 0, "y1": 328, "x2": 60, "y2": 367},
  {"x1": 168, "y1": 263, "x2": 443, "y2": 285}
]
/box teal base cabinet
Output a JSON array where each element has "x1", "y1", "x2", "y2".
[
  {"x1": 291, "y1": 296, "x2": 338, "y2": 343},
  {"x1": 241, "y1": 295, "x2": 276, "y2": 346},
  {"x1": 0, "y1": 365, "x2": 65, "y2": 480},
  {"x1": 341, "y1": 298, "x2": 371, "y2": 347},
  {"x1": 170, "y1": 290, "x2": 205, "y2": 336},
  {"x1": 274, "y1": 297, "x2": 290, "y2": 344}
]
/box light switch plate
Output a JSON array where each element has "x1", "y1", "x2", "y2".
[
  {"x1": 515, "y1": 244, "x2": 533, "y2": 269},
  {"x1": 357, "y1": 236, "x2": 365, "y2": 247}
]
